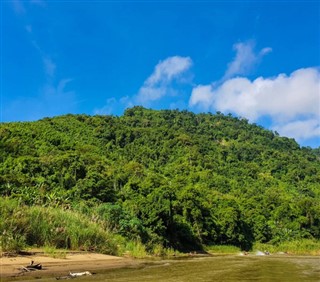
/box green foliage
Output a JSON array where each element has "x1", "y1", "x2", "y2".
[
  {"x1": 1, "y1": 107, "x2": 320, "y2": 253},
  {"x1": 204, "y1": 245, "x2": 241, "y2": 254},
  {"x1": 94, "y1": 203, "x2": 146, "y2": 240},
  {"x1": 253, "y1": 239, "x2": 320, "y2": 255}
]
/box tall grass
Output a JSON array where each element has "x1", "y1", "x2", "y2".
[
  {"x1": 0, "y1": 198, "x2": 123, "y2": 255},
  {"x1": 0, "y1": 198, "x2": 25, "y2": 253}
]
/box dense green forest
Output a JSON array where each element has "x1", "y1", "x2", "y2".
[{"x1": 1, "y1": 107, "x2": 320, "y2": 254}]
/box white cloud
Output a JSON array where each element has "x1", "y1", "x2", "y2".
[
  {"x1": 135, "y1": 56, "x2": 192, "y2": 106},
  {"x1": 273, "y1": 119, "x2": 320, "y2": 141},
  {"x1": 145, "y1": 56, "x2": 192, "y2": 85},
  {"x1": 189, "y1": 85, "x2": 215, "y2": 112},
  {"x1": 223, "y1": 41, "x2": 272, "y2": 80},
  {"x1": 189, "y1": 67, "x2": 320, "y2": 141}
]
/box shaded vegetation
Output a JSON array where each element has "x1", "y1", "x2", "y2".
[{"x1": 1, "y1": 107, "x2": 319, "y2": 254}]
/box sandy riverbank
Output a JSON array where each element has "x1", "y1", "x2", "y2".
[{"x1": 0, "y1": 252, "x2": 140, "y2": 281}]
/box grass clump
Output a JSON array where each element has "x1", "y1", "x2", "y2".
[{"x1": 124, "y1": 240, "x2": 147, "y2": 258}]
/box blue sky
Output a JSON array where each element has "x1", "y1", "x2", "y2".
[{"x1": 1, "y1": 0, "x2": 320, "y2": 148}]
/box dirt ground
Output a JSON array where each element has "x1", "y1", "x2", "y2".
[{"x1": 0, "y1": 252, "x2": 140, "y2": 280}]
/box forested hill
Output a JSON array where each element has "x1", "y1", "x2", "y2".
[{"x1": 1, "y1": 106, "x2": 320, "y2": 250}]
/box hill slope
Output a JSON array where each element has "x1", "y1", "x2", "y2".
[{"x1": 1, "y1": 106, "x2": 319, "y2": 251}]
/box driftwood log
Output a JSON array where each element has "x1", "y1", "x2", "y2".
[
  {"x1": 56, "y1": 271, "x2": 93, "y2": 280},
  {"x1": 17, "y1": 261, "x2": 43, "y2": 276},
  {"x1": 27, "y1": 260, "x2": 42, "y2": 270}
]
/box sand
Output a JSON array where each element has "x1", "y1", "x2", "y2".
[{"x1": 0, "y1": 251, "x2": 140, "y2": 280}]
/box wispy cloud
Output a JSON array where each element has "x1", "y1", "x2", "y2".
[
  {"x1": 189, "y1": 67, "x2": 320, "y2": 142},
  {"x1": 145, "y1": 56, "x2": 192, "y2": 85},
  {"x1": 135, "y1": 56, "x2": 192, "y2": 106},
  {"x1": 5, "y1": 0, "x2": 77, "y2": 121},
  {"x1": 223, "y1": 41, "x2": 272, "y2": 80},
  {"x1": 10, "y1": 0, "x2": 48, "y2": 76}
]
